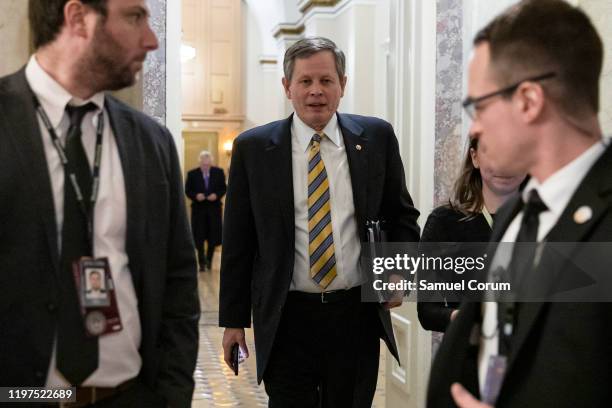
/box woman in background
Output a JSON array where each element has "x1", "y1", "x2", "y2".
[{"x1": 417, "y1": 138, "x2": 526, "y2": 332}]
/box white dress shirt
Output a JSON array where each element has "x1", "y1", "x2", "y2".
[
  {"x1": 478, "y1": 137, "x2": 609, "y2": 391},
  {"x1": 25, "y1": 55, "x2": 142, "y2": 387},
  {"x1": 290, "y1": 113, "x2": 363, "y2": 292}
]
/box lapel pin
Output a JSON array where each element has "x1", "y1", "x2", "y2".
[
  {"x1": 356, "y1": 145, "x2": 362, "y2": 151},
  {"x1": 573, "y1": 206, "x2": 592, "y2": 224}
]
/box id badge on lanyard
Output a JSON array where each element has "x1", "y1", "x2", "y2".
[
  {"x1": 34, "y1": 96, "x2": 123, "y2": 338},
  {"x1": 72, "y1": 258, "x2": 123, "y2": 336}
]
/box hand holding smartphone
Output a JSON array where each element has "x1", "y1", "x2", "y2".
[{"x1": 231, "y1": 343, "x2": 240, "y2": 375}]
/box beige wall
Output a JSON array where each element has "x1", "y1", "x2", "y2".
[
  {"x1": 580, "y1": 0, "x2": 612, "y2": 135},
  {"x1": 0, "y1": 0, "x2": 30, "y2": 77}
]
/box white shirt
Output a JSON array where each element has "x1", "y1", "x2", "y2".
[
  {"x1": 478, "y1": 137, "x2": 609, "y2": 391},
  {"x1": 25, "y1": 55, "x2": 142, "y2": 387},
  {"x1": 290, "y1": 113, "x2": 363, "y2": 292}
]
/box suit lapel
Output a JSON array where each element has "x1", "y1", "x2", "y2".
[
  {"x1": 0, "y1": 69, "x2": 60, "y2": 277},
  {"x1": 485, "y1": 195, "x2": 524, "y2": 272},
  {"x1": 265, "y1": 115, "x2": 295, "y2": 245},
  {"x1": 491, "y1": 195, "x2": 523, "y2": 242},
  {"x1": 337, "y1": 114, "x2": 368, "y2": 235},
  {"x1": 506, "y1": 143, "x2": 612, "y2": 374},
  {"x1": 263, "y1": 113, "x2": 366, "y2": 265},
  {"x1": 105, "y1": 97, "x2": 145, "y2": 291}
]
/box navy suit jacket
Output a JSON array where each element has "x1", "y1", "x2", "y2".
[
  {"x1": 0, "y1": 68, "x2": 199, "y2": 408},
  {"x1": 219, "y1": 113, "x2": 421, "y2": 383}
]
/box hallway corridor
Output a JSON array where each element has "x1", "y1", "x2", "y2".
[{"x1": 191, "y1": 255, "x2": 387, "y2": 407}]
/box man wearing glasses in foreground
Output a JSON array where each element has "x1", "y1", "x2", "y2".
[{"x1": 427, "y1": 1, "x2": 612, "y2": 407}]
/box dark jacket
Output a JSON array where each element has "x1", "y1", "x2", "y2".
[
  {"x1": 0, "y1": 68, "x2": 199, "y2": 408},
  {"x1": 427, "y1": 144, "x2": 612, "y2": 408},
  {"x1": 417, "y1": 206, "x2": 491, "y2": 332},
  {"x1": 219, "y1": 113, "x2": 421, "y2": 383},
  {"x1": 185, "y1": 166, "x2": 227, "y2": 245}
]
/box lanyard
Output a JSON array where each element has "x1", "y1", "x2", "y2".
[
  {"x1": 33, "y1": 96, "x2": 104, "y2": 251},
  {"x1": 482, "y1": 205, "x2": 494, "y2": 229}
]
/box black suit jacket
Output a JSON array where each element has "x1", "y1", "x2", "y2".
[
  {"x1": 427, "y1": 143, "x2": 612, "y2": 408},
  {"x1": 185, "y1": 166, "x2": 227, "y2": 245},
  {"x1": 417, "y1": 207, "x2": 491, "y2": 332},
  {"x1": 219, "y1": 113, "x2": 421, "y2": 383},
  {"x1": 0, "y1": 68, "x2": 199, "y2": 407},
  {"x1": 185, "y1": 166, "x2": 227, "y2": 207}
]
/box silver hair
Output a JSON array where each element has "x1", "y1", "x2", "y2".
[
  {"x1": 198, "y1": 150, "x2": 214, "y2": 162},
  {"x1": 283, "y1": 37, "x2": 346, "y2": 82}
]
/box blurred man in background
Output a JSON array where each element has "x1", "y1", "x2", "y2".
[{"x1": 185, "y1": 150, "x2": 226, "y2": 272}]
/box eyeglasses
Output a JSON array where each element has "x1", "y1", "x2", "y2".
[{"x1": 462, "y1": 72, "x2": 556, "y2": 119}]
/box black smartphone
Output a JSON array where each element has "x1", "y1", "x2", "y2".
[{"x1": 231, "y1": 343, "x2": 239, "y2": 375}]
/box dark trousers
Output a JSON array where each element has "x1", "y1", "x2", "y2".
[
  {"x1": 195, "y1": 238, "x2": 216, "y2": 268},
  {"x1": 191, "y1": 205, "x2": 221, "y2": 269},
  {"x1": 263, "y1": 287, "x2": 381, "y2": 408}
]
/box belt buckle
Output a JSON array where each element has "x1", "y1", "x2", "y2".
[{"x1": 321, "y1": 291, "x2": 328, "y2": 303}]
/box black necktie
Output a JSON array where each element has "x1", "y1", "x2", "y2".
[
  {"x1": 57, "y1": 103, "x2": 99, "y2": 384},
  {"x1": 509, "y1": 189, "x2": 548, "y2": 288},
  {"x1": 498, "y1": 189, "x2": 548, "y2": 356}
]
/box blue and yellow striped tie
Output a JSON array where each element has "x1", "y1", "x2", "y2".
[{"x1": 308, "y1": 133, "x2": 337, "y2": 289}]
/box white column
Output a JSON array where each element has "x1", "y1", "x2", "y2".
[
  {"x1": 385, "y1": 1, "x2": 436, "y2": 407},
  {"x1": 302, "y1": 1, "x2": 380, "y2": 117}
]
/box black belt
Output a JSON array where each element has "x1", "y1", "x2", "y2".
[
  {"x1": 288, "y1": 286, "x2": 362, "y2": 304},
  {"x1": 59, "y1": 378, "x2": 137, "y2": 407}
]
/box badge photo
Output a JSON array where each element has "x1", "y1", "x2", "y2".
[{"x1": 82, "y1": 265, "x2": 111, "y2": 308}]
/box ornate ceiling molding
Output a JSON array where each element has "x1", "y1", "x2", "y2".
[
  {"x1": 272, "y1": 23, "x2": 305, "y2": 40},
  {"x1": 259, "y1": 58, "x2": 278, "y2": 65},
  {"x1": 297, "y1": 0, "x2": 341, "y2": 14}
]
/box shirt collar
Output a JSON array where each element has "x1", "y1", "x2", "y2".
[
  {"x1": 522, "y1": 138, "x2": 608, "y2": 217},
  {"x1": 292, "y1": 112, "x2": 341, "y2": 152},
  {"x1": 25, "y1": 55, "x2": 105, "y2": 129}
]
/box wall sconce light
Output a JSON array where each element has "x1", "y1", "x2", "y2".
[
  {"x1": 181, "y1": 43, "x2": 196, "y2": 63},
  {"x1": 223, "y1": 140, "x2": 234, "y2": 157}
]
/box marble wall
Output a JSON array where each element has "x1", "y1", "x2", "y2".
[
  {"x1": 436, "y1": 0, "x2": 521, "y2": 209},
  {"x1": 434, "y1": 0, "x2": 464, "y2": 208},
  {"x1": 99, "y1": 0, "x2": 168, "y2": 126},
  {"x1": 0, "y1": 0, "x2": 29, "y2": 77},
  {"x1": 109, "y1": 0, "x2": 171, "y2": 130},
  {"x1": 116, "y1": 0, "x2": 168, "y2": 125},
  {"x1": 143, "y1": 0, "x2": 167, "y2": 126}
]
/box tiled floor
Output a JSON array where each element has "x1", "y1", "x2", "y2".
[{"x1": 192, "y1": 255, "x2": 386, "y2": 407}]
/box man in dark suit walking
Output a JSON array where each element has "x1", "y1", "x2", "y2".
[
  {"x1": 427, "y1": 1, "x2": 612, "y2": 407},
  {"x1": 219, "y1": 37, "x2": 420, "y2": 407},
  {"x1": 185, "y1": 151, "x2": 227, "y2": 271},
  {"x1": 0, "y1": 1, "x2": 199, "y2": 406}
]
